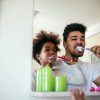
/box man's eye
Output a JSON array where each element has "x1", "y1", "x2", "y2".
[
  {"x1": 81, "y1": 38, "x2": 85, "y2": 41},
  {"x1": 72, "y1": 38, "x2": 77, "y2": 40}
]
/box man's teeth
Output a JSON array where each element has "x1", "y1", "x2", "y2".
[{"x1": 76, "y1": 46, "x2": 83, "y2": 52}]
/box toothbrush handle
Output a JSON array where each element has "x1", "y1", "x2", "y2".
[{"x1": 85, "y1": 48, "x2": 91, "y2": 51}]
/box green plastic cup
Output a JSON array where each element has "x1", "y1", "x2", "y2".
[
  {"x1": 36, "y1": 68, "x2": 42, "y2": 91},
  {"x1": 42, "y1": 65, "x2": 55, "y2": 91},
  {"x1": 55, "y1": 75, "x2": 67, "y2": 92}
]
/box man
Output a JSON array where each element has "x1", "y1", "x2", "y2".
[{"x1": 54, "y1": 23, "x2": 100, "y2": 92}]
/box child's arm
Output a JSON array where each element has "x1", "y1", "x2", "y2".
[{"x1": 70, "y1": 89, "x2": 85, "y2": 100}]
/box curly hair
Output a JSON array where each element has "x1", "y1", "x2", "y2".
[
  {"x1": 32, "y1": 30, "x2": 61, "y2": 64},
  {"x1": 63, "y1": 23, "x2": 86, "y2": 42}
]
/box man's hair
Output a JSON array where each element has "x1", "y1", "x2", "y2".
[
  {"x1": 33, "y1": 30, "x2": 60, "y2": 64},
  {"x1": 63, "y1": 23, "x2": 87, "y2": 41}
]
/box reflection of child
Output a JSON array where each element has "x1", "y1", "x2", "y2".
[{"x1": 32, "y1": 30, "x2": 60, "y2": 91}]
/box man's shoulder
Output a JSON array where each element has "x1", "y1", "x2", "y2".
[
  {"x1": 78, "y1": 60, "x2": 95, "y2": 72},
  {"x1": 78, "y1": 60, "x2": 90, "y2": 66}
]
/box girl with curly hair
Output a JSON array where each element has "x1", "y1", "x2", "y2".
[{"x1": 31, "y1": 30, "x2": 61, "y2": 91}]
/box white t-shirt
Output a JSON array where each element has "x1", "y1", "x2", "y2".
[{"x1": 53, "y1": 59, "x2": 100, "y2": 92}]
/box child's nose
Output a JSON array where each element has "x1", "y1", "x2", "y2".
[{"x1": 50, "y1": 50, "x2": 55, "y2": 54}]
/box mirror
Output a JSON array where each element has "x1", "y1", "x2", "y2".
[{"x1": 32, "y1": 0, "x2": 100, "y2": 95}]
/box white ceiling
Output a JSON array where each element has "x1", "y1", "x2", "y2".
[{"x1": 33, "y1": 0, "x2": 100, "y2": 37}]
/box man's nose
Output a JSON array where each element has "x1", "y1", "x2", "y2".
[{"x1": 77, "y1": 39, "x2": 82, "y2": 44}]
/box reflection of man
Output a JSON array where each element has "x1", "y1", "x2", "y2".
[{"x1": 55, "y1": 23, "x2": 100, "y2": 92}]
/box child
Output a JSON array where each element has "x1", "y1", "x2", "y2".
[{"x1": 32, "y1": 30, "x2": 60, "y2": 91}]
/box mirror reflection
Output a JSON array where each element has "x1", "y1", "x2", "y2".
[{"x1": 32, "y1": 0, "x2": 100, "y2": 96}]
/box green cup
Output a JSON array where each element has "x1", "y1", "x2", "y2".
[
  {"x1": 55, "y1": 75, "x2": 67, "y2": 92},
  {"x1": 42, "y1": 66, "x2": 55, "y2": 91},
  {"x1": 36, "y1": 68, "x2": 42, "y2": 91}
]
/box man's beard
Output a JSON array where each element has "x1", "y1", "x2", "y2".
[
  {"x1": 71, "y1": 53, "x2": 84, "y2": 58},
  {"x1": 69, "y1": 49, "x2": 84, "y2": 58},
  {"x1": 66, "y1": 48, "x2": 84, "y2": 58}
]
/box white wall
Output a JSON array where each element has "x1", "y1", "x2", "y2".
[{"x1": 0, "y1": 0, "x2": 33, "y2": 100}]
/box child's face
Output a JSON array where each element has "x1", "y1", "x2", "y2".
[{"x1": 37, "y1": 42, "x2": 57, "y2": 66}]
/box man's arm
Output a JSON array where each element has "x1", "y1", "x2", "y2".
[{"x1": 93, "y1": 76, "x2": 100, "y2": 86}]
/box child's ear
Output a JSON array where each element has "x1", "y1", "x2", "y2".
[{"x1": 36, "y1": 54, "x2": 40, "y2": 60}]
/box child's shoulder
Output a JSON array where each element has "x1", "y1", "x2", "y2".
[
  {"x1": 53, "y1": 59, "x2": 62, "y2": 66},
  {"x1": 53, "y1": 59, "x2": 67, "y2": 69}
]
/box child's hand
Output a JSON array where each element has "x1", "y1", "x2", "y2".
[{"x1": 70, "y1": 89, "x2": 85, "y2": 100}]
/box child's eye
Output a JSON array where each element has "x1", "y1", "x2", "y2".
[
  {"x1": 46, "y1": 49, "x2": 50, "y2": 52},
  {"x1": 45, "y1": 49, "x2": 57, "y2": 52},
  {"x1": 52, "y1": 49, "x2": 57, "y2": 52}
]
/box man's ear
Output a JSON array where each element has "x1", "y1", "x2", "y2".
[{"x1": 63, "y1": 41, "x2": 67, "y2": 49}]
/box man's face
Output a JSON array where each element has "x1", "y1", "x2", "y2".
[{"x1": 63, "y1": 31, "x2": 86, "y2": 57}]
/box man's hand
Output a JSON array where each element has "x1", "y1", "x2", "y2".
[
  {"x1": 70, "y1": 89, "x2": 85, "y2": 100},
  {"x1": 91, "y1": 45, "x2": 100, "y2": 58}
]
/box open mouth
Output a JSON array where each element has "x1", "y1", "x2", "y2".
[
  {"x1": 75, "y1": 45, "x2": 85, "y2": 53},
  {"x1": 76, "y1": 46, "x2": 84, "y2": 52},
  {"x1": 49, "y1": 55, "x2": 57, "y2": 59}
]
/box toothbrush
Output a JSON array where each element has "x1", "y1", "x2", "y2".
[
  {"x1": 49, "y1": 56, "x2": 63, "y2": 59},
  {"x1": 76, "y1": 46, "x2": 91, "y2": 52},
  {"x1": 49, "y1": 56, "x2": 71, "y2": 61}
]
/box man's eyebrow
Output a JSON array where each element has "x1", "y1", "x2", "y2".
[
  {"x1": 70, "y1": 35, "x2": 85, "y2": 38},
  {"x1": 70, "y1": 36, "x2": 77, "y2": 38}
]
